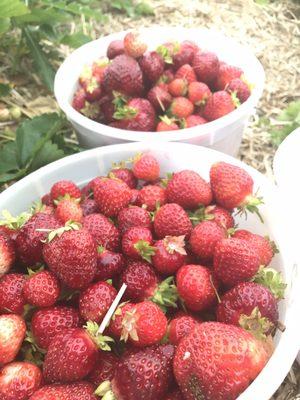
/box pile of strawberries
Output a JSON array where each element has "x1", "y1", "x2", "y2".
[
  {"x1": 0, "y1": 153, "x2": 286, "y2": 400},
  {"x1": 72, "y1": 31, "x2": 251, "y2": 132}
]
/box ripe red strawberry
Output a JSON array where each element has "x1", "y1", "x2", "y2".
[
  {"x1": 192, "y1": 51, "x2": 220, "y2": 83},
  {"x1": 81, "y1": 199, "x2": 100, "y2": 216},
  {"x1": 96, "y1": 248, "x2": 125, "y2": 281},
  {"x1": 176, "y1": 264, "x2": 219, "y2": 312},
  {"x1": 50, "y1": 180, "x2": 81, "y2": 202},
  {"x1": 226, "y1": 78, "x2": 251, "y2": 103},
  {"x1": 215, "y1": 63, "x2": 243, "y2": 90},
  {"x1": 55, "y1": 197, "x2": 83, "y2": 224},
  {"x1": 217, "y1": 282, "x2": 278, "y2": 338},
  {"x1": 43, "y1": 228, "x2": 97, "y2": 289},
  {"x1": 137, "y1": 185, "x2": 166, "y2": 211},
  {"x1": 93, "y1": 178, "x2": 132, "y2": 217},
  {"x1": 209, "y1": 161, "x2": 263, "y2": 217},
  {"x1": 132, "y1": 153, "x2": 160, "y2": 181},
  {"x1": 124, "y1": 31, "x2": 147, "y2": 58},
  {"x1": 203, "y1": 91, "x2": 236, "y2": 121},
  {"x1": 0, "y1": 232, "x2": 15, "y2": 276},
  {"x1": 168, "y1": 78, "x2": 188, "y2": 97},
  {"x1": 139, "y1": 51, "x2": 164, "y2": 82},
  {"x1": 79, "y1": 281, "x2": 117, "y2": 323},
  {"x1": 147, "y1": 86, "x2": 172, "y2": 112},
  {"x1": 214, "y1": 238, "x2": 261, "y2": 286},
  {"x1": 83, "y1": 213, "x2": 120, "y2": 251},
  {"x1": 98, "y1": 344, "x2": 174, "y2": 400},
  {"x1": 43, "y1": 328, "x2": 98, "y2": 383},
  {"x1": 0, "y1": 315, "x2": 26, "y2": 366},
  {"x1": 154, "y1": 203, "x2": 192, "y2": 239},
  {"x1": 166, "y1": 170, "x2": 212, "y2": 209},
  {"x1": 233, "y1": 229, "x2": 275, "y2": 266},
  {"x1": 0, "y1": 362, "x2": 42, "y2": 400},
  {"x1": 173, "y1": 40, "x2": 198, "y2": 69},
  {"x1": 0, "y1": 274, "x2": 26, "y2": 314},
  {"x1": 174, "y1": 322, "x2": 270, "y2": 400},
  {"x1": 72, "y1": 88, "x2": 86, "y2": 112},
  {"x1": 23, "y1": 270, "x2": 60, "y2": 308},
  {"x1": 122, "y1": 226, "x2": 154, "y2": 262},
  {"x1": 103, "y1": 54, "x2": 144, "y2": 96},
  {"x1": 117, "y1": 206, "x2": 152, "y2": 234},
  {"x1": 113, "y1": 98, "x2": 156, "y2": 131},
  {"x1": 29, "y1": 382, "x2": 97, "y2": 400},
  {"x1": 164, "y1": 389, "x2": 184, "y2": 400},
  {"x1": 109, "y1": 167, "x2": 137, "y2": 189},
  {"x1": 31, "y1": 306, "x2": 81, "y2": 350},
  {"x1": 88, "y1": 351, "x2": 118, "y2": 386},
  {"x1": 168, "y1": 314, "x2": 199, "y2": 345},
  {"x1": 204, "y1": 204, "x2": 234, "y2": 229},
  {"x1": 188, "y1": 81, "x2": 211, "y2": 105},
  {"x1": 157, "y1": 116, "x2": 179, "y2": 131},
  {"x1": 175, "y1": 64, "x2": 197, "y2": 83},
  {"x1": 170, "y1": 97, "x2": 194, "y2": 118},
  {"x1": 189, "y1": 220, "x2": 227, "y2": 263},
  {"x1": 152, "y1": 235, "x2": 187, "y2": 275},
  {"x1": 15, "y1": 213, "x2": 61, "y2": 266},
  {"x1": 107, "y1": 39, "x2": 125, "y2": 59},
  {"x1": 185, "y1": 114, "x2": 207, "y2": 128}
]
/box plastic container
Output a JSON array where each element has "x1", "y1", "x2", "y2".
[
  {"x1": 54, "y1": 27, "x2": 265, "y2": 156},
  {"x1": 0, "y1": 142, "x2": 298, "y2": 399}
]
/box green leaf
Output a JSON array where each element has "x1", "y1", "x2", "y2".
[
  {"x1": 0, "y1": 0, "x2": 29, "y2": 18},
  {"x1": 23, "y1": 27, "x2": 55, "y2": 91},
  {"x1": 60, "y1": 32, "x2": 91, "y2": 48},
  {"x1": 29, "y1": 141, "x2": 65, "y2": 171},
  {"x1": 0, "y1": 83, "x2": 11, "y2": 97},
  {"x1": 0, "y1": 17, "x2": 10, "y2": 36}
]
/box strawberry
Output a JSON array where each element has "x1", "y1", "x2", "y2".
[
  {"x1": 174, "y1": 322, "x2": 270, "y2": 400},
  {"x1": 109, "y1": 167, "x2": 137, "y2": 189},
  {"x1": 209, "y1": 161, "x2": 263, "y2": 218},
  {"x1": 29, "y1": 382, "x2": 97, "y2": 400},
  {"x1": 168, "y1": 314, "x2": 199, "y2": 345},
  {"x1": 154, "y1": 203, "x2": 192, "y2": 239},
  {"x1": 81, "y1": 199, "x2": 100, "y2": 216},
  {"x1": 50, "y1": 180, "x2": 81, "y2": 202},
  {"x1": 189, "y1": 220, "x2": 227, "y2": 263},
  {"x1": 23, "y1": 270, "x2": 60, "y2": 308},
  {"x1": 113, "y1": 98, "x2": 156, "y2": 131},
  {"x1": 72, "y1": 88, "x2": 86, "y2": 112},
  {"x1": 93, "y1": 178, "x2": 132, "y2": 218},
  {"x1": 43, "y1": 328, "x2": 98, "y2": 383},
  {"x1": 55, "y1": 197, "x2": 83, "y2": 224},
  {"x1": 79, "y1": 281, "x2": 117, "y2": 323},
  {"x1": 0, "y1": 362, "x2": 42, "y2": 400},
  {"x1": 15, "y1": 213, "x2": 61, "y2": 266},
  {"x1": 213, "y1": 238, "x2": 261, "y2": 286},
  {"x1": 97, "y1": 344, "x2": 174, "y2": 400},
  {"x1": 83, "y1": 213, "x2": 120, "y2": 252},
  {"x1": 96, "y1": 248, "x2": 125, "y2": 281},
  {"x1": 121, "y1": 226, "x2": 155, "y2": 262},
  {"x1": 157, "y1": 116, "x2": 179, "y2": 131},
  {"x1": 204, "y1": 204, "x2": 234, "y2": 229},
  {"x1": 170, "y1": 97, "x2": 194, "y2": 119},
  {"x1": 139, "y1": 51, "x2": 165, "y2": 82},
  {"x1": 203, "y1": 90, "x2": 236, "y2": 121},
  {"x1": 175, "y1": 64, "x2": 197, "y2": 83},
  {"x1": 123, "y1": 31, "x2": 147, "y2": 58},
  {"x1": 137, "y1": 185, "x2": 166, "y2": 211},
  {"x1": 215, "y1": 63, "x2": 243, "y2": 90},
  {"x1": 168, "y1": 78, "x2": 188, "y2": 97},
  {"x1": 152, "y1": 235, "x2": 187, "y2": 275},
  {"x1": 176, "y1": 264, "x2": 219, "y2": 312},
  {"x1": 185, "y1": 114, "x2": 207, "y2": 127},
  {"x1": 31, "y1": 306, "x2": 81, "y2": 350},
  {"x1": 216, "y1": 282, "x2": 278, "y2": 338},
  {"x1": 103, "y1": 54, "x2": 144, "y2": 96},
  {"x1": 117, "y1": 206, "x2": 152, "y2": 234},
  {"x1": 233, "y1": 229, "x2": 275, "y2": 266},
  {"x1": 0, "y1": 315, "x2": 26, "y2": 366},
  {"x1": 192, "y1": 51, "x2": 220, "y2": 83},
  {"x1": 43, "y1": 227, "x2": 97, "y2": 289},
  {"x1": 0, "y1": 274, "x2": 26, "y2": 314},
  {"x1": 147, "y1": 86, "x2": 172, "y2": 112},
  {"x1": 88, "y1": 351, "x2": 118, "y2": 386},
  {"x1": 173, "y1": 40, "x2": 198, "y2": 69},
  {"x1": 132, "y1": 153, "x2": 160, "y2": 181},
  {"x1": 188, "y1": 81, "x2": 211, "y2": 105},
  {"x1": 107, "y1": 40, "x2": 125, "y2": 59},
  {"x1": 226, "y1": 78, "x2": 251, "y2": 103},
  {"x1": 0, "y1": 232, "x2": 15, "y2": 276}
]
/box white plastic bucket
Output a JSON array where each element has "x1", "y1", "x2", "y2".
[
  {"x1": 0, "y1": 142, "x2": 298, "y2": 399},
  {"x1": 54, "y1": 27, "x2": 265, "y2": 156}
]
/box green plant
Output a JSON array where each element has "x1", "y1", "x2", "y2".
[{"x1": 270, "y1": 101, "x2": 300, "y2": 146}]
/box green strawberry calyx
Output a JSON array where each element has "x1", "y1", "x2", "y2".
[
  {"x1": 39, "y1": 221, "x2": 82, "y2": 243},
  {"x1": 134, "y1": 240, "x2": 156, "y2": 263},
  {"x1": 84, "y1": 321, "x2": 114, "y2": 351},
  {"x1": 239, "y1": 307, "x2": 274, "y2": 340},
  {"x1": 150, "y1": 276, "x2": 179, "y2": 313},
  {"x1": 163, "y1": 235, "x2": 187, "y2": 255},
  {"x1": 252, "y1": 266, "x2": 287, "y2": 300},
  {"x1": 95, "y1": 381, "x2": 116, "y2": 399},
  {"x1": 0, "y1": 209, "x2": 31, "y2": 230}
]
